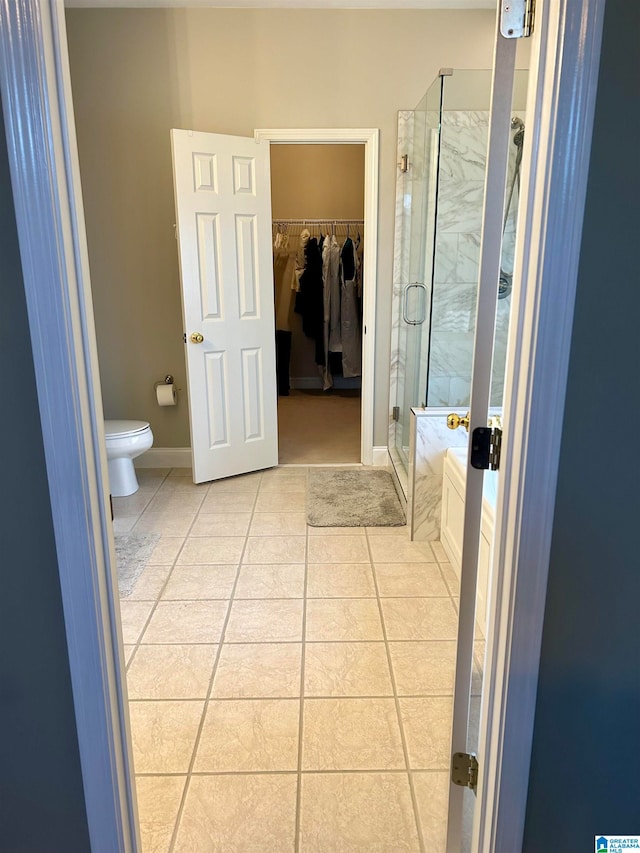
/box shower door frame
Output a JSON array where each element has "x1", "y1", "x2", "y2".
[{"x1": 0, "y1": 0, "x2": 607, "y2": 850}]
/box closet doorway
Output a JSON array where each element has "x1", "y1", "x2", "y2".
[
  {"x1": 272, "y1": 144, "x2": 364, "y2": 464},
  {"x1": 255, "y1": 128, "x2": 380, "y2": 468}
]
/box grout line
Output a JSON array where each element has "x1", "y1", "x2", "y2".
[
  {"x1": 166, "y1": 473, "x2": 263, "y2": 852},
  {"x1": 366, "y1": 528, "x2": 427, "y2": 853},
  {"x1": 127, "y1": 693, "x2": 455, "y2": 703},
  {"x1": 293, "y1": 509, "x2": 309, "y2": 853},
  {"x1": 135, "y1": 767, "x2": 446, "y2": 778}
]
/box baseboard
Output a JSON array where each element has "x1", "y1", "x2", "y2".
[
  {"x1": 289, "y1": 376, "x2": 362, "y2": 391},
  {"x1": 135, "y1": 447, "x2": 192, "y2": 468},
  {"x1": 372, "y1": 446, "x2": 390, "y2": 467}
]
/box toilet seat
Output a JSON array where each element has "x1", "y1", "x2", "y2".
[{"x1": 105, "y1": 419, "x2": 150, "y2": 439}]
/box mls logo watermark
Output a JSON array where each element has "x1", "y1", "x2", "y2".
[{"x1": 596, "y1": 837, "x2": 640, "y2": 852}]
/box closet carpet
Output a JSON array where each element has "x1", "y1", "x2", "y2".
[{"x1": 278, "y1": 389, "x2": 361, "y2": 465}]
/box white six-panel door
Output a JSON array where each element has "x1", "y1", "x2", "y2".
[{"x1": 171, "y1": 129, "x2": 278, "y2": 483}]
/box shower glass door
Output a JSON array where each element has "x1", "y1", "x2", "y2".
[{"x1": 393, "y1": 76, "x2": 443, "y2": 482}]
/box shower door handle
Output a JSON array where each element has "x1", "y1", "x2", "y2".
[{"x1": 403, "y1": 283, "x2": 427, "y2": 325}]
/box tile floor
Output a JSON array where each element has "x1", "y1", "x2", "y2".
[{"x1": 114, "y1": 466, "x2": 479, "y2": 853}]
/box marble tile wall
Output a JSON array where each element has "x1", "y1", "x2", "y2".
[
  {"x1": 410, "y1": 409, "x2": 469, "y2": 541},
  {"x1": 427, "y1": 110, "x2": 524, "y2": 409}
]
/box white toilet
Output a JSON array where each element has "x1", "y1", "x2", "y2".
[{"x1": 104, "y1": 420, "x2": 154, "y2": 497}]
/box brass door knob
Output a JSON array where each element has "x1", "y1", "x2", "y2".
[
  {"x1": 190, "y1": 332, "x2": 204, "y2": 344},
  {"x1": 447, "y1": 412, "x2": 470, "y2": 432}
]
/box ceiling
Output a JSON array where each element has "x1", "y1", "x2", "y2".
[{"x1": 64, "y1": 0, "x2": 494, "y2": 9}]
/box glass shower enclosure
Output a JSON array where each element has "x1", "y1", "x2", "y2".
[{"x1": 390, "y1": 68, "x2": 528, "y2": 494}]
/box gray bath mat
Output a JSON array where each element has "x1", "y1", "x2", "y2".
[
  {"x1": 114, "y1": 532, "x2": 160, "y2": 597},
  {"x1": 307, "y1": 468, "x2": 406, "y2": 527}
]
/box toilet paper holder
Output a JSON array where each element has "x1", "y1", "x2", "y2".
[{"x1": 154, "y1": 374, "x2": 175, "y2": 389}]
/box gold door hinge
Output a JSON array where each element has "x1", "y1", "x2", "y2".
[{"x1": 452, "y1": 752, "x2": 479, "y2": 792}]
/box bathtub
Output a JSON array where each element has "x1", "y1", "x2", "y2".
[{"x1": 440, "y1": 446, "x2": 498, "y2": 638}]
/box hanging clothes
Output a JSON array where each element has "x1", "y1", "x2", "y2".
[
  {"x1": 296, "y1": 236, "x2": 325, "y2": 369},
  {"x1": 340, "y1": 237, "x2": 362, "y2": 378},
  {"x1": 321, "y1": 234, "x2": 341, "y2": 390}
]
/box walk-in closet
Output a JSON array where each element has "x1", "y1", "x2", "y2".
[{"x1": 270, "y1": 144, "x2": 365, "y2": 464}]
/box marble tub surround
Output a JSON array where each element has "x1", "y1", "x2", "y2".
[
  {"x1": 112, "y1": 466, "x2": 466, "y2": 852},
  {"x1": 409, "y1": 408, "x2": 468, "y2": 541}
]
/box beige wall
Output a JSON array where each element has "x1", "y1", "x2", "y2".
[
  {"x1": 271, "y1": 144, "x2": 365, "y2": 380},
  {"x1": 270, "y1": 144, "x2": 365, "y2": 221},
  {"x1": 66, "y1": 8, "x2": 530, "y2": 447}
]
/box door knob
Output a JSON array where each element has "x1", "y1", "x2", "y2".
[
  {"x1": 190, "y1": 332, "x2": 204, "y2": 344},
  {"x1": 447, "y1": 412, "x2": 470, "y2": 432}
]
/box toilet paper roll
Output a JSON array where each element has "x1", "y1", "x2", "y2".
[{"x1": 156, "y1": 383, "x2": 177, "y2": 406}]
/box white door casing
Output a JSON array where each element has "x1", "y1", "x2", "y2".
[
  {"x1": 446, "y1": 22, "x2": 518, "y2": 852},
  {"x1": 171, "y1": 129, "x2": 278, "y2": 483}
]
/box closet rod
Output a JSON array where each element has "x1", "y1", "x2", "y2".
[{"x1": 273, "y1": 218, "x2": 364, "y2": 225}]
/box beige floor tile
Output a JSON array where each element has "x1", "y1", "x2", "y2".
[
  {"x1": 194, "y1": 699, "x2": 300, "y2": 772},
  {"x1": 388, "y1": 641, "x2": 457, "y2": 696},
  {"x1": 368, "y1": 536, "x2": 436, "y2": 563},
  {"x1": 147, "y1": 537, "x2": 185, "y2": 566},
  {"x1": 300, "y1": 773, "x2": 420, "y2": 853},
  {"x1": 129, "y1": 700, "x2": 204, "y2": 773},
  {"x1": 126, "y1": 565, "x2": 172, "y2": 601},
  {"x1": 365, "y1": 525, "x2": 410, "y2": 536},
  {"x1": 162, "y1": 564, "x2": 237, "y2": 600},
  {"x1": 374, "y1": 562, "x2": 449, "y2": 597},
  {"x1": 207, "y1": 472, "x2": 262, "y2": 493},
  {"x1": 133, "y1": 506, "x2": 198, "y2": 525},
  {"x1": 167, "y1": 467, "x2": 192, "y2": 477},
  {"x1": 142, "y1": 600, "x2": 228, "y2": 644},
  {"x1": 113, "y1": 493, "x2": 154, "y2": 516},
  {"x1": 173, "y1": 774, "x2": 296, "y2": 853},
  {"x1": 243, "y1": 536, "x2": 306, "y2": 564},
  {"x1": 200, "y1": 491, "x2": 257, "y2": 513},
  {"x1": 212, "y1": 643, "x2": 302, "y2": 698},
  {"x1": 119, "y1": 600, "x2": 154, "y2": 644},
  {"x1": 178, "y1": 536, "x2": 245, "y2": 565},
  {"x1": 113, "y1": 516, "x2": 139, "y2": 534},
  {"x1": 439, "y1": 560, "x2": 460, "y2": 595},
  {"x1": 307, "y1": 525, "x2": 366, "y2": 535},
  {"x1": 249, "y1": 512, "x2": 307, "y2": 536},
  {"x1": 190, "y1": 513, "x2": 252, "y2": 537},
  {"x1": 304, "y1": 642, "x2": 392, "y2": 697},
  {"x1": 381, "y1": 598, "x2": 458, "y2": 641},
  {"x1": 261, "y1": 467, "x2": 308, "y2": 484},
  {"x1": 134, "y1": 514, "x2": 195, "y2": 536},
  {"x1": 430, "y1": 540, "x2": 449, "y2": 563},
  {"x1": 126, "y1": 644, "x2": 218, "y2": 699},
  {"x1": 412, "y1": 772, "x2": 449, "y2": 853},
  {"x1": 123, "y1": 644, "x2": 136, "y2": 665},
  {"x1": 306, "y1": 563, "x2": 375, "y2": 598},
  {"x1": 255, "y1": 491, "x2": 306, "y2": 512},
  {"x1": 399, "y1": 697, "x2": 453, "y2": 769},
  {"x1": 135, "y1": 775, "x2": 186, "y2": 853},
  {"x1": 146, "y1": 494, "x2": 205, "y2": 515},
  {"x1": 302, "y1": 698, "x2": 404, "y2": 770},
  {"x1": 307, "y1": 535, "x2": 370, "y2": 564},
  {"x1": 225, "y1": 599, "x2": 303, "y2": 643},
  {"x1": 234, "y1": 564, "x2": 305, "y2": 599},
  {"x1": 305, "y1": 598, "x2": 383, "y2": 642}
]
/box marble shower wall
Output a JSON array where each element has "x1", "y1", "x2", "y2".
[
  {"x1": 427, "y1": 110, "x2": 488, "y2": 408},
  {"x1": 427, "y1": 109, "x2": 522, "y2": 409}
]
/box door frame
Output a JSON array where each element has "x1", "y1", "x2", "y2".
[
  {"x1": 0, "y1": 1, "x2": 605, "y2": 851},
  {"x1": 255, "y1": 127, "x2": 379, "y2": 467}
]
